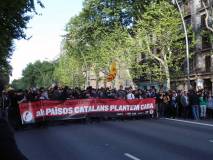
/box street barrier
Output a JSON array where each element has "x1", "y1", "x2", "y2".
[{"x1": 19, "y1": 98, "x2": 156, "y2": 124}]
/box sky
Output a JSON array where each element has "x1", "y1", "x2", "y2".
[{"x1": 10, "y1": 0, "x2": 84, "y2": 81}]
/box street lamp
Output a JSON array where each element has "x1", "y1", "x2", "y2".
[{"x1": 172, "y1": 0, "x2": 190, "y2": 90}]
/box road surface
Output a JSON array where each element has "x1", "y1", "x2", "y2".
[{"x1": 15, "y1": 118, "x2": 213, "y2": 160}]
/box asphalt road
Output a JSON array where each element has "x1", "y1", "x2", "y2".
[{"x1": 15, "y1": 118, "x2": 213, "y2": 160}]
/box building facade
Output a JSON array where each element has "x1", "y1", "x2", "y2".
[{"x1": 174, "y1": 0, "x2": 213, "y2": 93}]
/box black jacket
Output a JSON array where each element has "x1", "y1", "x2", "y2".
[
  {"x1": 188, "y1": 93, "x2": 199, "y2": 106},
  {"x1": 0, "y1": 118, "x2": 28, "y2": 160}
]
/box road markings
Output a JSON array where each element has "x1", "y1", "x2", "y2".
[
  {"x1": 124, "y1": 153, "x2": 141, "y2": 160},
  {"x1": 164, "y1": 118, "x2": 213, "y2": 127},
  {"x1": 209, "y1": 140, "x2": 213, "y2": 143}
]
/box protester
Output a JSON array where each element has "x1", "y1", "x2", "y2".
[
  {"x1": 117, "y1": 85, "x2": 126, "y2": 99},
  {"x1": 162, "y1": 92, "x2": 170, "y2": 117},
  {"x1": 156, "y1": 91, "x2": 164, "y2": 117},
  {"x1": 169, "y1": 91, "x2": 177, "y2": 118},
  {"x1": 199, "y1": 91, "x2": 208, "y2": 119},
  {"x1": 180, "y1": 91, "x2": 190, "y2": 119},
  {"x1": 39, "y1": 88, "x2": 49, "y2": 100},
  {"x1": 1, "y1": 85, "x2": 213, "y2": 124},
  {"x1": 176, "y1": 90, "x2": 183, "y2": 118},
  {"x1": 0, "y1": 118, "x2": 28, "y2": 160},
  {"x1": 0, "y1": 91, "x2": 10, "y2": 119},
  {"x1": 126, "y1": 88, "x2": 135, "y2": 100},
  {"x1": 188, "y1": 90, "x2": 200, "y2": 120},
  {"x1": 207, "y1": 93, "x2": 213, "y2": 118}
]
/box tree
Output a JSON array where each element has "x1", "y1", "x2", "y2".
[
  {"x1": 62, "y1": 0, "x2": 156, "y2": 88},
  {"x1": 202, "y1": 0, "x2": 213, "y2": 32},
  {"x1": 11, "y1": 78, "x2": 25, "y2": 90},
  {"x1": 58, "y1": 0, "x2": 186, "y2": 89},
  {"x1": 201, "y1": 0, "x2": 213, "y2": 52},
  {"x1": 64, "y1": 12, "x2": 134, "y2": 88},
  {"x1": 54, "y1": 53, "x2": 85, "y2": 88},
  {"x1": 82, "y1": 0, "x2": 158, "y2": 29},
  {"x1": 133, "y1": 1, "x2": 186, "y2": 90},
  {"x1": 11, "y1": 60, "x2": 55, "y2": 89},
  {"x1": 0, "y1": 0, "x2": 44, "y2": 87}
]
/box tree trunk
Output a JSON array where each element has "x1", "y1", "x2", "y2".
[
  {"x1": 103, "y1": 74, "x2": 107, "y2": 88},
  {"x1": 95, "y1": 71, "x2": 99, "y2": 89},
  {"x1": 164, "y1": 64, "x2": 170, "y2": 90}
]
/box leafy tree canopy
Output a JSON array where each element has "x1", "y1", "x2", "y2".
[
  {"x1": 11, "y1": 60, "x2": 55, "y2": 90},
  {"x1": 0, "y1": 0, "x2": 44, "y2": 88}
]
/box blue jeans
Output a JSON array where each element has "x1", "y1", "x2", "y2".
[{"x1": 192, "y1": 105, "x2": 199, "y2": 120}]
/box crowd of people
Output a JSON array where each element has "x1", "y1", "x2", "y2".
[{"x1": 1, "y1": 85, "x2": 213, "y2": 128}]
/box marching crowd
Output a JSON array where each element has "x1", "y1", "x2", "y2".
[
  {"x1": 1, "y1": 85, "x2": 213, "y2": 127},
  {"x1": 1, "y1": 86, "x2": 213, "y2": 160}
]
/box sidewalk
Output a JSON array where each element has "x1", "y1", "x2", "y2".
[
  {"x1": 164, "y1": 118, "x2": 213, "y2": 127},
  {"x1": 196, "y1": 119, "x2": 213, "y2": 124}
]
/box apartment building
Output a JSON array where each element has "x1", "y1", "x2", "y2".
[{"x1": 173, "y1": 0, "x2": 213, "y2": 92}]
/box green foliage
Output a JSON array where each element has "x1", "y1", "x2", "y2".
[
  {"x1": 11, "y1": 78, "x2": 25, "y2": 90},
  {"x1": 11, "y1": 60, "x2": 55, "y2": 89},
  {"x1": 59, "y1": 0, "x2": 157, "y2": 87},
  {"x1": 54, "y1": 0, "x2": 194, "y2": 89},
  {"x1": 54, "y1": 53, "x2": 85, "y2": 88},
  {"x1": 54, "y1": 0, "x2": 190, "y2": 89},
  {"x1": 132, "y1": 1, "x2": 187, "y2": 89},
  {"x1": 0, "y1": 0, "x2": 44, "y2": 87}
]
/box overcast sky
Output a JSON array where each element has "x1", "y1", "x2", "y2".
[{"x1": 10, "y1": 0, "x2": 84, "y2": 81}]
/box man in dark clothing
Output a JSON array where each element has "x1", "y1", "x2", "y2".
[
  {"x1": 180, "y1": 91, "x2": 190, "y2": 118},
  {"x1": 117, "y1": 85, "x2": 126, "y2": 99},
  {"x1": 176, "y1": 90, "x2": 183, "y2": 118},
  {"x1": 0, "y1": 118, "x2": 28, "y2": 160},
  {"x1": 60, "y1": 86, "x2": 69, "y2": 100},
  {"x1": 156, "y1": 92, "x2": 164, "y2": 118},
  {"x1": 188, "y1": 90, "x2": 200, "y2": 120},
  {"x1": 0, "y1": 91, "x2": 10, "y2": 119},
  {"x1": 51, "y1": 86, "x2": 61, "y2": 100},
  {"x1": 7, "y1": 90, "x2": 23, "y2": 129}
]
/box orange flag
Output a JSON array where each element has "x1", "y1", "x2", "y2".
[{"x1": 106, "y1": 62, "x2": 117, "y2": 82}]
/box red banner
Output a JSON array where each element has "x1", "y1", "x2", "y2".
[{"x1": 19, "y1": 98, "x2": 156, "y2": 124}]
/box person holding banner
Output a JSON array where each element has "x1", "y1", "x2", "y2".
[{"x1": 127, "y1": 88, "x2": 135, "y2": 100}]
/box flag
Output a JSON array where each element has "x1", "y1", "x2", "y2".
[{"x1": 106, "y1": 62, "x2": 117, "y2": 82}]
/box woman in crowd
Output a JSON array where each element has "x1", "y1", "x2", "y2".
[
  {"x1": 207, "y1": 93, "x2": 213, "y2": 118},
  {"x1": 199, "y1": 91, "x2": 208, "y2": 119},
  {"x1": 169, "y1": 91, "x2": 177, "y2": 118},
  {"x1": 188, "y1": 90, "x2": 200, "y2": 120}
]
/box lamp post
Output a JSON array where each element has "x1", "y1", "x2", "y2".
[{"x1": 172, "y1": 0, "x2": 190, "y2": 90}]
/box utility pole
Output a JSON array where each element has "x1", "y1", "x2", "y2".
[{"x1": 172, "y1": 0, "x2": 191, "y2": 90}]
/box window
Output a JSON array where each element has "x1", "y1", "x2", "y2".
[
  {"x1": 201, "y1": 14, "x2": 206, "y2": 29},
  {"x1": 205, "y1": 55, "x2": 211, "y2": 72},
  {"x1": 185, "y1": 17, "x2": 191, "y2": 27},
  {"x1": 202, "y1": 32, "x2": 211, "y2": 49}
]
